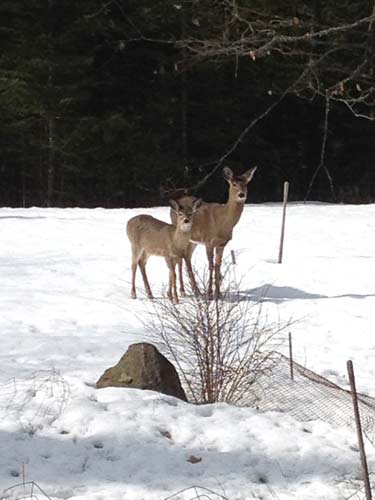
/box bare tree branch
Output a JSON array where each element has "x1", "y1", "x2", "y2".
[{"x1": 304, "y1": 92, "x2": 335, "y2": 202}]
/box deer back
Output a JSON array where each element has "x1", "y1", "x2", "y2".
[{"x1": 127, "y1": 214, "x2": 186, "y2": 258}]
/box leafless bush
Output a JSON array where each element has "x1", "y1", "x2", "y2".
[
  {"x1": 145, "y1": 265, "x2": 288, "y2": 405},
  {"x1": 0, "y1": 369, "x2": 70, "y2": 435}
]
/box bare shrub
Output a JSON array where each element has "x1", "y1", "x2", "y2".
[{"x1": 145, "y1": 265, "x2": 288, "y2": 405}]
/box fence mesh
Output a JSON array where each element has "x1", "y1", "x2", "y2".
[
  {"x1": 0, "y1": 369, "x2": 70, "y2": 434},
  {"x1": 248, "y1": 352, "x2": 375, "y2": 432},
  {"x1": 164, "y1": 486, "x2": 229, "y2": 500},
  {"x1": 0, "y1": 481, "x2": 51, "y2": 500}
]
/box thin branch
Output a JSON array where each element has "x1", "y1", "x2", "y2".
[{"x1": 304, "y1": 92, "x2": 334, "y2": 202}]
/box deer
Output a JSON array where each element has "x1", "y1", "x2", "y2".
[
  {"x1": 126, "y1": 198, "x2": 202, "y2": 304},
  {"x1": 171, "y1": 166, "x2": 257, "y2": 300}
]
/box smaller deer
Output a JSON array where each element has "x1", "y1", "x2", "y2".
[{"x1": 126, "y1": 198, "x2": 202, "y2": 304}]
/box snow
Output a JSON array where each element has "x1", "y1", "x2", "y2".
[{"x1": 1, "y1": 203, "x2": 375, "y2": 499}]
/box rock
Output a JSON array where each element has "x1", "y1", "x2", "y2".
[{"x1": 96, "y1": 342, "x2": 187, "y2": 401}]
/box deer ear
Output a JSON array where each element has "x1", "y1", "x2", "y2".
[
  {"x1": 169, "y1": 199, "x2": 179, "y2": 212},
  {"x1": 241, "y1": 166, "x2": 257, "y2": 184},
  {"x1": 223, "y1": 166, "x2": 234, "y2": 182},
  {"x1": 192, "y1": 198, "x2": 202, "y2": 211}
]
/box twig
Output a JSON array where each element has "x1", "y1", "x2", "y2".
[{"x1": 304, "y1": 92, "x2": 335, "y2": 201}]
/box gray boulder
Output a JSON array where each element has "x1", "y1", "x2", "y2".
[{"x1": 96, "y1": 342, "x2": 187, "y2": 401}]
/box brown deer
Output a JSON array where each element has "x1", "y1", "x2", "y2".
[
  {"x1": 126, "y1": 198, "x2": 202, "y2": 304},
  {"x1": 171, "y1": 166, "x2": 257, "y2": 299}
]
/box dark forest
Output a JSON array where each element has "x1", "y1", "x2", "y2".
[{"x1": 1, "y1": 0, "x2": 375, "y2": 208}]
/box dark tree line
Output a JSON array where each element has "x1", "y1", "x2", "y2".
[{"x1": 1, "y1": 0, "x2": 375, "y2": 207}]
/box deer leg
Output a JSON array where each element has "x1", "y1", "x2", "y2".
[
  {"x1": 206, "y1": 246, "x2": 214, "y2": 300},
  {"x1": 138, "y1": 252, "x2": 153, "y2": 299},
  {"x1": 185, "y1": 258, "x2": 200, "y2": 297},
  {"x1": 177, "y1": 258, "x2": 186, "y2": 297},
  {"x1": 131, "y1": 257, "x2": 138, "y2": 299},
  {"x1": 184, "y1": 243, "x2": 200, "y2": 296},
  {"x1": 130, "y1": 245, "x2": 143, "y2": 299},
  {"x1": 172, "y1": 259, "x2": 179, "y2": 304},
  {"x1": 166, "y1": 257, "x2": 179, "y2": 304},
  {"x1": 214, "y1": 245, "x2": 225, "y2": 299}
]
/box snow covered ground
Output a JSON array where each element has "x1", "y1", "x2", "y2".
[{"x1": 1, "y1": 203, "x2": 375, "y2": 499}]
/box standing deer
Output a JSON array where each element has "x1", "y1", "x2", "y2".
[
  {"x1": 171, "y1": 166, "x2": 257, "y2": 299},
  {"x1": 126, "y1": 198, "x2": 202, "y2": 304}
]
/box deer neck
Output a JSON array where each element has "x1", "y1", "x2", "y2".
[
  {"x1": 222, "y1": 198, "x2": 244, "y2": 230},
  {"x1": 173, "y1": 227, "x2": 191, "y2": 250}
]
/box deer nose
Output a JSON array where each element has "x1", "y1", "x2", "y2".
[
  {"x1": 184, "y1": 219, "x2": 190, "y2": 224},
  {"x1": 238, "y1": 192, "x2": 245, "y2": 199}
]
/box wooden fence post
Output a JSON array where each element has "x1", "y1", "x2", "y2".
[
  {"x1": 278, "y1": 181, "x2": 289, "y2": 264},
  {"x1": 347, "y1": 360, "x2": 372, "y2": 500}
]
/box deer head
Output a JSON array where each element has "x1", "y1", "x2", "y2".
[
  {"x1": 223, "y1": 166, "x2": 257, "y2": 203},
  {"x1": 169, "y1": 198, "x2": 202, "y2": 232}
]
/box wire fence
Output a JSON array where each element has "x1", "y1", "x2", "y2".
[
  {"x1": 0, "y1": 369, "x2": 70, "y2": 434},
  {"x1": 248, "y1": 352, "x2": 375, "y2": 433},
  {"x1": 0, "y1": 481, "x2": 52, "y2": 500},
  {"x1": 164, "y1": 486, "x2": 229, "y2": 500}
]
